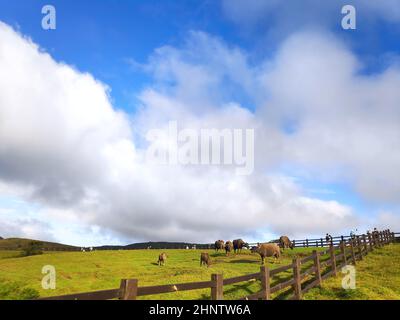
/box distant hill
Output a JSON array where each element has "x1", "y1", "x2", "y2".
[
  {"x1": 0, "y1": 236, "x2": 3, "y2": 240},
  {"x1": 0, "y1": 238, "x2": 212, "y2": 251},
  {"x1": 0, "y1": 238, "x2": 79, "y2": 251},
  {"x1": 95, "y1": 241, "x2": 212, "y2": 250}
]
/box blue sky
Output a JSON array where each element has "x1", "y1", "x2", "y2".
[
  {"x1": 0, "y1": 1, "x2": 400, "y2": 245},
  {"x1": 0, "y1": 1, "x2": 233, "y2": 111},
  {"x1": 2, "y1": 0, "x2": 399, "y2": 112}
]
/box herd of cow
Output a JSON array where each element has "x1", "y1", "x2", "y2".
[{"x1": 157, "y1": 236, "x2": 295, "y2": 267}]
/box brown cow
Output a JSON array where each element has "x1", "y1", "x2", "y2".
[
  {"x1": 233, "y1": 239, "x2": 249, "y2": 254},
  {"x1": 225, "y1": 241, "x2": 233, "y2": 255},
  {"x1": 251, "y1": 243, "x2": 281, "y2": 265},
  {"x1": 214, "y1": 240, "x2": 225, "y2": 252},
  {"x1": 200, "y1": 252, "x2": 211, "y2": 267},
  {"x1": 279, "y1": 236, "x2": 294, "y2": 250},
  {"x1": 158, "y1": 252, "x2": 167, "y2": 266}
]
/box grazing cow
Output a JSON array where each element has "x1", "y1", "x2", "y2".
[
  {"x1": 233, "y1": 239, "x2": 249, "y2": 254},
  {"x1": 214, "y1": 240, "x2": 225, "y2": 252},
  {"x1": 158, "y1": 252, "x2": 167, "y2": 266},
  {"x1": 279, "y1": 236, "x2": 294, "y2": 250},
  {"x1": 225, "y1": 241, "x2": 233, "y2": 255},
  {"x1": 251, "y1": 243, "x2": 281, "y2": 265},
  {"x1": 200, "y1": 252, "x2": 211, "y2": 267}
]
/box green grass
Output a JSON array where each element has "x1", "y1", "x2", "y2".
[
  {"x1": 304, "y1": 244, "x2": 400, "y2": 300},
  {"x1": 0, "y1": 247, "x2": 318, "y2": 300},
  {"x1": 0, "y1": 251, "x2": 22, "y2": 260},
  {"x1": 0, "y1": 245, "x2": 398, "y2": 300}
]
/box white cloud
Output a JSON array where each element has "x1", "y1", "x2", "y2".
[
  {"x1": 373, "y1": 211, "x2": 400, "y2": 231},
  {"x1": 260, "y1": 31, "x2": 400, "y2": 204},
  {"x1": 0, "y1": 215, "x2": 54, "y2": 241},
  {"x1": 1, "y1": 21, "x2": 398, "y2": 245},
  {"x1": 221, "y1": 0, "x2": 400, "y2": 36}
]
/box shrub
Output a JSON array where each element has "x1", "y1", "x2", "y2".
[
  {"x1": 21, "y1": 241, "x2": 43, "y2": 257},
  {"x1": 0, "y1": 280, "x2": 40, "y2": 300}
]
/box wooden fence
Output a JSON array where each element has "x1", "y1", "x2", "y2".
[
  {"x1": 37, "y1": 229, "x2": 396, "y2": 300},
  {"x1": 289, "y1": 230, "x2": 399, "y2": 248}
]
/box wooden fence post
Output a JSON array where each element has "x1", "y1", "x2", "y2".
[
  {"x1": 260, "y1": 266, "x2": 271, "y2": 300},
  {"x1": 119, "y1": 279, "x2": 138, "y2": 300},
  {"x1": 349, "y1": 239, "x2": 356, "y2": 265},
  {"x1": 367, "y1": 232, "x2": 373, "y2": 251},
  {"x1": 356, "y1": 236, "x2": 362, "y2": 261},
  {"x1": 313, "y1": 250, "x2": 322, "y2": 286},
  {"x1": 211, "y1": 274, "x2": 223, "y2": 300},
  {"x1": 329, "y1": 244, "x2": 337, "y2": 276},
  {"x1": 292, "y1": 257, "x2": 302, "y2": 300},
  {"x1": 362, "y1": 234, "x2": 367, "y2": 254},
  {"x1": 306, "y1": 239, "x2": 309, "y2": 248},
  {"x1": 340, "y1": 240, "x2": 347, "y2": 265},
  {"x1": 372, "y1": 232, "x2": 377, "y2": 248}
]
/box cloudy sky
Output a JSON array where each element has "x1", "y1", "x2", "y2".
[{"x1": 0, "y1": 0, "x2": 399, "y2": 246}]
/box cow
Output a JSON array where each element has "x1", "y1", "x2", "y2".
[
  {"x1": 251, "y1": 243, "x2": 281, "y2": 265},
  {"x1": 279, "y1": 236, "x2": 294, "y2": 250},
  {"x1": 233, "y1": 239, "x2": 249, "y2": 254},
  {"x1": 200, "y1": 252, "x2": 211, "y2": 267},
  {"x1": 225, "y1": 241, "x2": 233, "y2": 256},
  {"x1": 214, "y1": 240, "x2": 225, "y2": 252},
  {"x1": 158, "y1": 252, "x2": 167, "y2": 266}
]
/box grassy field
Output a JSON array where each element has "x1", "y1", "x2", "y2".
[
  {"x1": 0, "y1": 247, "x2": 318, "y2": 300},
  {"x1": 0, "y1": 251, "x2": 22, "y2": 260},
  {"x1": 304, "y1": 243, "x2": 400, "y2": 300},
  {"x1": 0, "y1": 244, "x2": 398, "y2": 300}
]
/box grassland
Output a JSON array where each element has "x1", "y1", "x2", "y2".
[
  {"x1": 304, "y1": 243, "x2": 400, "y2": 300},
  {"x1": 0, "y1": 247, "x2": 318, "y2": 300},
  {"x1": 0, "y1": 251, "x2": 22, "y2": 260},
  {"x1": 0, "y1": 244, "x2": 398, "y2": 300}
]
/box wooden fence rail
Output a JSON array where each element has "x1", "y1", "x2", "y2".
[
  {"x1": 289, "y1": 230, "x2": 399, "y2": 248},
  {"x1": 37, "y1": 229, "x2": 396, "y2": 301}
]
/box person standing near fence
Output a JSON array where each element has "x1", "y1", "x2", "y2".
[{"x1": 326, "y1": 233, "x2": 333, "y2": 246}]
